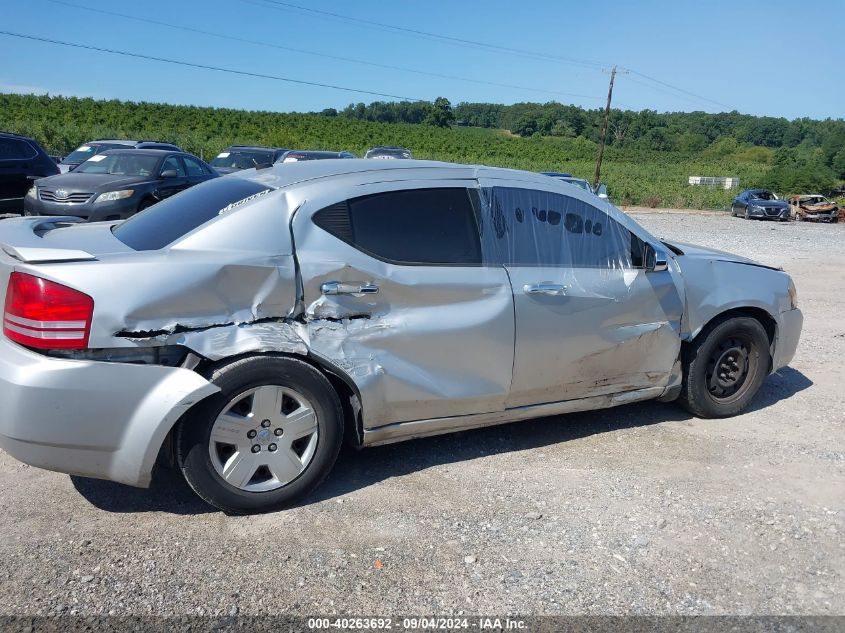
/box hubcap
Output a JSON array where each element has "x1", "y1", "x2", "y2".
[
  {"x1": 208, "y1": 385, "x2": 319, "y2": 492},
  {"x1": 705, "y1": 336, "x2": 755, "y2": 402}
]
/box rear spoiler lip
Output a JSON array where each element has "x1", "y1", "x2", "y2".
[
  {"x1": 1, "y1": 244, "x2": 98, "y2": 263},
  {"x1": 0, "y1": 215, "x2": 97, "y2": 263}
]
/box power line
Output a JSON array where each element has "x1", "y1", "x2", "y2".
[
  {"x1": 248, "y1": 0, "x2": 731, "y2": 111},
  {"x1": 43, "y1": 0, "x2": 606, "y2": 103},
  {"x1": 0, "y1": 30, "x2": 424, "y2": 101},
  {"x1": 626, "y1": 70, "x2": 732, "y2": 110},
  {"x1": 244, "y1": 0, "x2": 606, "y2": 70}
]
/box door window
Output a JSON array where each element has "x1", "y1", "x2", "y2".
[
  {"x1": 482, "y1": 187, "x2": 644, "y2": 269},
  {"x1": 313, "y1": 188, "x2": 482, "y2": 265},
  {"x1": 183, "y1": 156, "x2": 210, "y2": 176},
  {"x1": 161, "y1": 156, "x2": 186, "y2": 177}
]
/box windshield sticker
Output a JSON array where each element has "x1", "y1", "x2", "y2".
[
  {"x1": 217, "y1": 152, "x2": 230, "y2": 158},
  {"x1": 87, "y1": 155, "x2": 107, "y2": 162},
  {"x1": 78, "y1": 146, "x2": 91, "y2": 151},
  {"x1": 218, "y1": 188, "x2": 271, "y2": 215},
  {"x1": 282, "y1": 156, "x2": 300, "y2": 163}
]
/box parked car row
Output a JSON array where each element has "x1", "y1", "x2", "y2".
[
  {"x1": 731, "y1": 188, "x2": 841, "y2": 223},
  {"x1": 1, "y1": 132, "x2": 415, "y2": 219}
]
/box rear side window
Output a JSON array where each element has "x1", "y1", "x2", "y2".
[
  {"x1": 313, "y1": 188, "x2": 482, "y2": 265},
  {"x1": 0, "y1": 138, "x2": 36, "y2": 161},
  {"x1": 113, "y1": 178, "x2": 273, "y2": 250},
  {"x1": 484, "y1": 186, "x2": 644, "y2": 269}
]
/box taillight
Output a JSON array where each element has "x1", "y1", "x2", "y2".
[{"x1": 3, "y1": 272, "x2": 93, "y2": 349}]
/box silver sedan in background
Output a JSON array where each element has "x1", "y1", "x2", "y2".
[{"x1": 0, "y1": 160, "x2": 802, "y2": 513}]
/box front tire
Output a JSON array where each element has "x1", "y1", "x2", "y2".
[
  {"x1": 678, "y1": 316, "x2": 770, "y2": 418},
  {"x1": 177, "y1": 355, "x2": 344, "y2": 514}
]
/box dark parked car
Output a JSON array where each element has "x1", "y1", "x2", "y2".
[
  {"x1": 0, "y1": 132, "x2": 60, "y2": 214},
  {"x1": 277, "y1": 150, "x2": 356, "y2": 163},
  {"x1": 365, "y1": 146, "x2": 412, "y2": 159},
  {"x1": 24, "y1": 149, "x2": 217, "y2": 221},
  {"x1": 731, "y1": 189, "x2": 791, "y2": 221},
  {"x1": 210, "y1": 146, "x2": 290, "y2": 174},
  {"x1": 58, "y1": 140, "x2": 182, "y2": 173}
]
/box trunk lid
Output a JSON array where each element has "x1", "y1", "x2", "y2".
[{"x1": 0, "y1": 216, "x2": 132, "y2": 263}]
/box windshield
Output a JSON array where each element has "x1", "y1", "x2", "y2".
[
  {"x1": 63, "y1": 143, "x2": 129, "y2": 164},
  {"x1": 210, "y1": 150, "x2": 274, "y2": 169},
  {"x1": 113, "y1": 178, "x2": 273, "y2": 251},
  {"x1": 74, "y1": 153, "x2": 160, "y2": 176}
]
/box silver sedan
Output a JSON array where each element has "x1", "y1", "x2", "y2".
[{"x1": 0, "y1": 160, "x2": 803, "y2": 513}]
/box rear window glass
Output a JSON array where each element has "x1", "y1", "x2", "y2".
[
  {"x1": 63, "y1": 143, "x2": 128, "y2": 163},
  {"x1": 0, "y1": 138, "x2": 36, "y2": 161},
  {"x1": 113, "y1": 178, "x2": 272, "y2": 250}
]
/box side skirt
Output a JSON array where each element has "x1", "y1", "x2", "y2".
[{"x1": 362, "y1": 386, "x2": 666, "y2": 447}]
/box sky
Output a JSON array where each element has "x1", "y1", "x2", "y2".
[{"x1": 1, "y1": 0, "x2": 842, "y2": 120}]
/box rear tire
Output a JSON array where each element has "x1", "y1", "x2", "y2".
[
  {"x1": 678, "y1": 316, "x2": 770, "y2": 418},
  {"x1": 177, "y1": 355, "x2": 344, "y2": 514}
]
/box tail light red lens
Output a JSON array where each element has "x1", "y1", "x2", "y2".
[{"x1": 3, "y1": 272, "x2": 94, "y2": 349}]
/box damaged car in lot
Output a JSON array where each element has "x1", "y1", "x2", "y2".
[
  {"x1": 789, "y1": 194, "x2": 841, "y2": 223},
  {"x1": 0, "y1": 160, "x2": 803, "y2": 513}
]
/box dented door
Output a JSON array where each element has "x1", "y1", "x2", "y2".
[
  {"x1": 291, "y1": 180, "x2": 515, "y2": 429},
  {"x1": 479, "y1": 181, "x2": 683, "y2": 408}
]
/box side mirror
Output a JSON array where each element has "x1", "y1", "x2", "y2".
[
  {"x1": 595, "y1": 183, "x2": 608, "y2": 199},
  {"x1": 159, "y1": 169, "x2": 178, "y2": 179},
  {"x1": 645, "y1": 244, "x2": 669, "y2": 273}
]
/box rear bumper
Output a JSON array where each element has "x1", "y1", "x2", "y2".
[
  {"x1": 772, "y1": 308, "x2": 802, "y2": 372},
  {"x1": 0, "y1": 337, "x2": 219, "y2": 487}
]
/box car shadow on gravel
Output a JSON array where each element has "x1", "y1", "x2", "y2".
[
  {"x1": 70, "y1": 465, "x2": 214, "y2": 515},
  {"x1": 69, "y1": 366, "x2": 812, "y2": 514}
]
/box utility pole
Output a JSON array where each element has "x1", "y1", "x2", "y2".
[{"x1": 593, "y1": 65, "x2": 626, "y2": 190}]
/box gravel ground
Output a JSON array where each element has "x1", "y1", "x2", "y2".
[{"x1": 0, "y1": 211, "x2": 842, "y2": 617}]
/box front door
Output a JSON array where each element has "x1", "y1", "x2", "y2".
[
  {"x1": 292, "y1": 180, "x2": 515, "y2": 429},
  {"x1": 478, "y1": 180, "x2": 684, "y2": 408}
]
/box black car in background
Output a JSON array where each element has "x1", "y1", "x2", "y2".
[
  {"x1": 210, "y1": 145, "x2": 290, "y2": 174},
  {"x1": 58, "y1": 140, "x2": 182, "y2": 173},
  {"x1": 0, "y1": 132, "x2": 60, "y2": 214},
  {"x1": 277, "y1": 150, "x2": 356, "y2": 163},
  {"x1": 731, "y1": 188, "x2": 791, "y2": 221},
  {"x1": 365, "y1": 146, "x2": 412, "y2": 159},
  {"x1": 24, "y1": 149, "x2": 217, "y2": 221}
]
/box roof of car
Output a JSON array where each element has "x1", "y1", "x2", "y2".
[
  {"x1": 99, "y1": 148, "x2": 183, "y2": 156},
  {"x1": 233, "y1": 158, "x2": 574, "y2": 190},
  {"x1": 226, "y1": 145, "x2": 284, "y2": 151}
]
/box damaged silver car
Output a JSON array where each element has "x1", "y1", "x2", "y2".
[{"x1": 0, "y1": 160, "x2": 803, "y2": 513}]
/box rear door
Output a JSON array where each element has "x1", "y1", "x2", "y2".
[
  {"x1": 478, "y1": 180, "x2": 683, "y2": 407},
  {"x1": 292, "y1": 180, "x2": 514, "y2": 429}
]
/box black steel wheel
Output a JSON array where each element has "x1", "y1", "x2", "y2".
[{"x1": 679, "y1": 316, "x2": 770, "y2": 418}]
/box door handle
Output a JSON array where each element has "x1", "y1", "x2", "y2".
[
  {"x1": 320, "y1": 281, "x2": 379, "y2": 296},
  {"x1": 523, "y1": 282, "x2": 567, "y2": 296}
]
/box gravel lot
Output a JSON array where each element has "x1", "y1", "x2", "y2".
[{"x1": 0, "y1": 211, "x2": 842, "y2": 617}]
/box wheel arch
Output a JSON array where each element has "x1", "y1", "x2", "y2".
[
  {"x1": 153, "y1": 350, "x2": 364, "y2": 476},
  {"x1": 681, "y1": 306, "x2": 777, "y2": 370}
]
